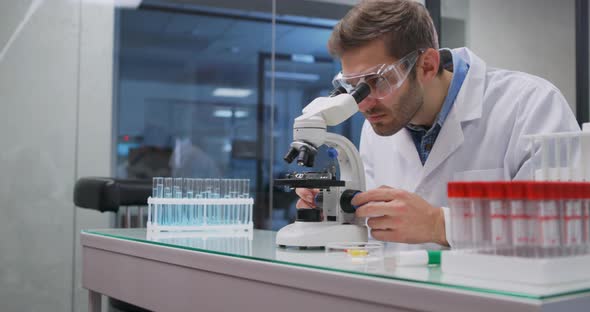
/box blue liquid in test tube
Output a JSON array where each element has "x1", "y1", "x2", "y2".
[
  {"x1": 195, "y1": 179, "x2": 203, "y2": 225},
  {"x1": 174, "y1": 178, "x2": 183, "y2": 226},
  {"x1": 152, "y1": 177, "x2": 164, "y2": 225},
  {"x1": 231, "y1": 179, "x2": 239, "y2": 224},
  {"x1": 163, "y1": 178, "x2": 173, "y2": 226},
  {"x1": 184, "y1": 178, "x2": 193, "y2": 226},
  {"x1": 212, "y1": 179, "x2": 221, "y2": 225},
  {"x1": 243, "y1": 179, "x2": 250, "y2": 224},
  {"x1": 204, "y1": 179, "x2": 212, "y2": 225}
]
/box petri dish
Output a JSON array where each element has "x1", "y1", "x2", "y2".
[{"x1": 325, "y1": 242, "x2": 384, "y2": 258}]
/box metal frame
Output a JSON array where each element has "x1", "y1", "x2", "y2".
[
  {"x1": 576, "y1": 0, "x2": 589, "y2": 124},
  {"x1": 425, "y1": 0, "x2": 442, "y2": 45},
  {"x1": 82, "y1": 232, "x2": 590, "y2": 312}
]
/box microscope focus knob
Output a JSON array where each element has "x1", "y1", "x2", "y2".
[
  {"x1": 314, "y1": 193, "x2": 323, "y2": 208},
  {"x1": 340, "y1": 189, "x2": 361, "y2": 213}
]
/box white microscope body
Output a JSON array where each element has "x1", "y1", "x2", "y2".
[{"x1": 276, "y1": 84, "x2": 371, "y2": 247}]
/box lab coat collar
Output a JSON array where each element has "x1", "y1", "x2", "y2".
[
  {"x1": 394, "y1": 48, "x2": 485, "y2": 188},
  {"x1": 451, "y1": 47, "x2": 485, "y2": 123},
  {"x1": 420, "y1": 48, "x2": 485, "y2": 180}
]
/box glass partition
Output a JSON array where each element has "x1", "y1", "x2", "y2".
[{"x1": 113, "y1": 0, "x2": 364, "y2": 230}]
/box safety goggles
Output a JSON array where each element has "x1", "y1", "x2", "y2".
[{"x1": 332, "y1": 49, "x2": 424, "y2": 100}]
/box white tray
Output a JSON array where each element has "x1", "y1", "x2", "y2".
[{"x1": 442, "y1": 251, "x2": 590, "y2": 285}]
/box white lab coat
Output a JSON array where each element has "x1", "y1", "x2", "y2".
[{"x1": 359, "y1": 48, "x2": 580, "y2": 250}]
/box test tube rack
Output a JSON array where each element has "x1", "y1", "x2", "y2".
[
  {"x1": 146, "y1": 230, "x2": 253, "y2": 255},
  {"x1": 147, "y1": 196, "x2": 254, "y2": 232},
  {"x1": 442, "y1": 181, "x2": 590, "y2": 285},
  {"x1": 527, "y1": 128, "x2": 590, "y2": 181}
]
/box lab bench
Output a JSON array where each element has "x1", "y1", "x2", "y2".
[{"x1": 81, "y1": 229, "x2": 590, "y2": 312}]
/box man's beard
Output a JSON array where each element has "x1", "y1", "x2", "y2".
[{"x1": 368, "y1": 80, "x2": 423, "y2": 136}]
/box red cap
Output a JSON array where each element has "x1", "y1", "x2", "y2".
[
  {"x1": 485, "y1": 182, "x2": 505, "y2": 199},
  {"x1": 583, "y1": 183, "x2": 590, "y2": 199},
  {"x1": 450, "y1": 182, "x2": 467, "y2": 198},
  {"x1": 575, "y1": 182, "x2": 587, "y2": 199},
  {"x1": 561, "y1": 182, "x2": 580, "y2": 199},
  {"x1": 525, "y1": 182, "x2": 545, "y2": 200},
  {"x1": 466, "y1": 182, "x2": 485, "y2": 198},
  {"x1": 447, "y1": 182, "x2": 457, "y2": 198},
  {"x1": 544, "y1": 182, "x2": 563, "y2": 200},
  {"x1": 507, "y1": 181, "x2": 527, "y2": 199}
]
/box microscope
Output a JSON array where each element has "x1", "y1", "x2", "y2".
[{"x1": 275, "y1": 83, "x2": 371, "y2": 247}]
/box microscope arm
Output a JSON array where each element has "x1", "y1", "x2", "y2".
[{"x1": 324, "y1": 132, "x2": 366, "y2": 191}]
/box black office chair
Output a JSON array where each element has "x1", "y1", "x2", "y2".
[{"x1": 74, "y1": 177, "x2": 152, "y2": 312}]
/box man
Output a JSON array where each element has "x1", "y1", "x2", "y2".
[{"x1": 296, "y1": 0, "x2": 579, "y2": 249}]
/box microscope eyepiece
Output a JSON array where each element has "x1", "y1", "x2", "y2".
[
  {"x1": 329, "y1": 86, "x2": 347, "y2": 97},
  {"x1": 350, "y1": 82, "x2": 371, "y2": 103}
]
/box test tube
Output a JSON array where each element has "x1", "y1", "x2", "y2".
[
  {"x1": 245, "y1": 179, "x2": 251, "y2": 225},
  {"x1": 562, "y1": 182, "x2": 583, "y2": 255},
  {"x1": 184, "y1": 178, "x2": 194, "y2": 226},
  {"x1": 584, "y1": 183, "x2": 590, "y2": 253},
  {"x1": 238, "y1": 179, "x2": 245, "y2": 225},
  {"x1": 231, "y1": 179, "x2": 238, "y2": 225},
  {"x1": 212, "y1": 179, "x2": 221, "y2": 225},
  {"x1": 465, "y1": 182, "x2": 484, "y2": 249},
  {"x1": 508, "y1": 181, "x2": 528, "y2": 257},
  {"x1": 448, "y1": 182, "x2": 464, "y2": 249},
  {"x1": 536, "y1": 182, "x2": 562, "y2": 258},
  {"x1": 204, "y1": 179, "x2": 212, "y2": 225},
  {"x1": 163, "y1": 178, "x2": 173, "y2": 226},
  {"x1": 222, "y1": 179, "x2": 230, "y2": 225},
  {"x1": 194, "y1": 179, "x2": 203, "y2": 225},
  {"x1": 152, "y1": 177, "x2": 164, "y2": 226},
  {"x1": 173, "y1": 178, "x2": 183, "y2": 226},
  {"x1": 486, "y1": 182, "x2": 510, "y2": 255}
]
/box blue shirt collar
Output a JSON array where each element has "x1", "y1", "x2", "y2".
[{"x1": 406, "y1": 48, "x2": 469, "y2": 131}]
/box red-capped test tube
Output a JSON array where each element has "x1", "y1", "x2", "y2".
[
  {"x1": 507, "y1": 181, "x2": 528, "y2": 257},
  {"x1": 486, "y1": 182, "x2": 510, "y2": 254},
  {"x1": 448, "y1": 182, "x2": 467, "y2": 249},
  {"x1": 466, "y1": 182, "x2": 485, "y2": 249},
  {"x1": 537, "y1": 182, "x2": 562, "y2": 257},
  {"x1": 562, "y1": 182, "x2": 583, "y2": 255},
  {"x1": 583, "y1": 183, "x2": 590, "y2": 251}
]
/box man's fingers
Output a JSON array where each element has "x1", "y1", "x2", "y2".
[
  {"x1": 295, "y1": 188, "x2": 319, "y2": 204},
  {"x1": 355, "y1": 201, "x2": 402, "y2": 217},
  {"x1": 351, "y1": 188, "x2": 405, "y2": 206},
  {"x1": 370, "y1": 229, "x2": 408, "y2": 242},
  {"x1": 296, "y1": 198, "x2": 315, "y2": 209},
  {"x1": 366, "y1": 215, "x2": 399, "y2": 230},
  {"x1": 370, "y1": 229, "x2": 391, "y2": 241}
]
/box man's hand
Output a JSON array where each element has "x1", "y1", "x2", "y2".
[
  {"x1": 295, "y1": 188, "x2": 320, "y2": 208},
  {"x1": 352, "y1": 186, "x2": 449, "y2": 246}
]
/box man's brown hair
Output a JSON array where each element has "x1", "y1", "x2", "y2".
[{"x1": 328, "y1": 0, "x2": 439, "y2": 61}]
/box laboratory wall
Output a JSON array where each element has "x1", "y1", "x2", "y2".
[
  {"x1": 467, "y1": 0, "x2": 576, "y2": 113},
  {"x1": 0, "y1": 1, "x2": 114, "y2": 312}
]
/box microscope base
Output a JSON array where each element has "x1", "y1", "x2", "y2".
[{"x1": 276, "y1": 221, "x2": 368, "y2": 248}]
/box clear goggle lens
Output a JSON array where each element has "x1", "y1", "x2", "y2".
[{"x1": 332, "y1": 49, "x2": 423, "y2": 100}]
